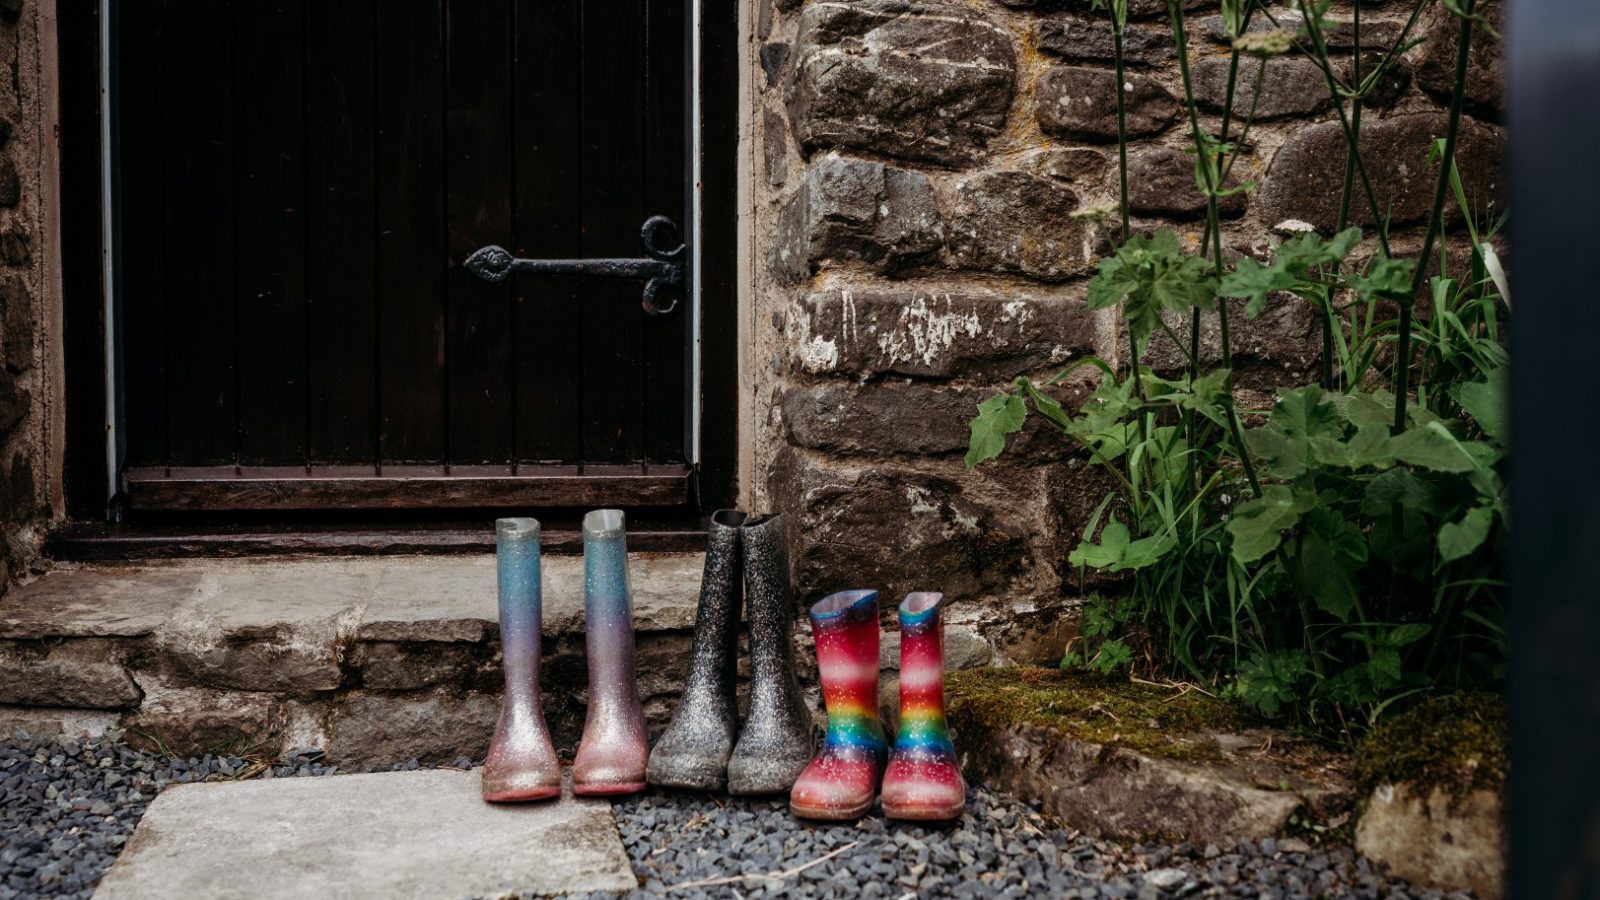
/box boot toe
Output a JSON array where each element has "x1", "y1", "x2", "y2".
[{"x1": 881, "y1": 756, "x2": 965, "y2": 820}]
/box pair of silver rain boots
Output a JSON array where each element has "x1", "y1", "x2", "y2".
[{"x1": 645, "y1": 511, "x2": 815, "y2": 794}]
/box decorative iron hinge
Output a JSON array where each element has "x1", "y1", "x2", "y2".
[{"x1": 463, "y1": 215, "x2": 686, "y2": 316}]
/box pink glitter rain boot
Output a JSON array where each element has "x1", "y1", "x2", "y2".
[
  {"x1": 482, "y1": 518, "x2": 562, "y2": 802},
  {"x1": 572, "y1": 510, "x2": 649, "y2": 795}
]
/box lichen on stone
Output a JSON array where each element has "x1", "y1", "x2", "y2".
[
  {"x1": 1352, "y1": 692, "x2": 1506, "y2": 802},
  {"x1": 946, "y1": 667, "x2": 1251, "y2": 763}
]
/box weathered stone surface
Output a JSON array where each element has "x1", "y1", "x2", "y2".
[
  {"x1": 783, "y1": 381, "x2": 982, "y2": 456},
  {"x1": 1036, "y1": 66, "x2": 1178, "y2": 143},
  {"x1": 153, "y1": 566, "x2": 370, "y2": 694},
  {"x1": 770, "y1": 449, "x2": 1036, "y2": 603},
  {"x1": 773, "y1": 154, "x2": 941, "y2": 283},
  {"x1": 1036, "y1": 17, "x2": 1174, "y2": 65},
  {"x1": 1126, "y1": 146, "x2": 1247, "y2": 220},
  {"x1": 1143, "y1": 296, "x2": 1323, "y2": 390},
  {"x1": 123, "y1": 676, "x2": 291, "y2": 754},
  {"x1": 949, "y1": 171, "x2": 1095, "y2": 281},
  {"x1": 0, "y1": 228, "x2": 29, "y2": 266},
  {"x1": 1195, "y1": 56, "x2": 1331, "y2": 120},
  {"x1": 0, "y1": 639, "x2": 141, "y2": 708},
  {"x1": 0, "y1": 276, "x2": 32, "y2": 373},
  {"x1": 1417, "y1": 4, "x2": 1504, "y2": 121},
  {"x1": 357, "y1": 641, "x2": 489, "y2": 691},
  {"x1": 0, "y1": 707, "x2": 122, "y2": 739},
  {"x1": 958, "y1": 719, "x2": 1347, "y2": 844},
  {"x1": 1257, "y1": 113, "x2": 1504, "y2": 232},
  {"x1": 763, "y1": 105, "x2": 789, "y2": 187},
  {"x1": 325, "y1": 688, "x2": 499, "y2": 766},
  {"x1": 0, "y1": 368, "x2": 27, "y2": 434},
  {"x1": 990, "y1": 598, "x2": 1081, "y2": 666},
  {"x1": 1019, "y1": 147, "x2": 1107, "y2": 186},
  {"x1": 362, "y1": 558, "x2": 494, "y2": 642},
  {"x1": 998, "y1": 0, "x2": 1202, "y2": 18},
  {"x1": 1198, "y1": 10, "x2": 1404, "y2": 51},
  {"x1": 759, "y1": 41, "x2": 790, "y2": 90},
  {"x1": 785, "y1": 290, "x2": 1097, "y2": 380},
  {"x1": 0, "y1": 567, "x2": 200, "y2": 638},
  {"x1": 1356, "y1": 783, "x2": 1506, "y2": 899},
  {"x1": 786, "y1": 0, "x2": 1017, "y2": 167},
  {"x1": 94, "y1": 769, "x2": 636, "y2": 900},
  {"x1": 0, "y1": 158, "x2": 18, "y2": 208}
]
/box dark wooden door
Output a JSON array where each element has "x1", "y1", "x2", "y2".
[{"x1": 114, "y1": 0, "x2": 690, "y2": 512}]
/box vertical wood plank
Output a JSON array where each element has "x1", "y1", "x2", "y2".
[
  {"x1": 512, "y1": 0, "x2": 583, "y2": 464},
  {"x1": 306, "y1": 0, "x2": 378, "y2": 465},
  {"x1": 445, "y1": 0, "x2": 515, "y2": 466},
  {"x1": 160, "y1": 0, "x2": 237, "y2": 466},
  {"x1": 643, "y1": 0, "x2": 688, "y2": 464},
  {"x1": 375, "y1": 0, "x2": 448, "y2": 464},
  {"x1": 118, "y1": 4, "x2": 166, "y2": 468},
  {"x1": 233, "y1": 0, "x2": 308, "y2": 466},
  {"x1": 580, "y1": 0, "x2": 647, "y2": 463}
]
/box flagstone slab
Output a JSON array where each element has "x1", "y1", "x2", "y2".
[{"x1": 94, "y1": 769, "x2": 636, "y2": 899}]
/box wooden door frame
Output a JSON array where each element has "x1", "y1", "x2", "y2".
[{"x1": 58, "y1": 0, "x2": 739, "y2": 523}]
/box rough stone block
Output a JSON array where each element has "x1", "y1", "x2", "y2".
[
  {"x1": 1036, "y1": 66, "x2": 1178, "y2": 143},
  {"x1": 1018, "y1": 147, "x2": 1107, "y2": 187},
  {"x1": 1126, "y1": 145, "x2": 1247, "y2": 220},
  {"x1": 0, "y1": 275, "x2": 33, "y2": 373},
  {"x1": 1194, "y1": 56, "x2": 1331, "y2": 120},
  {"x1": 772, "y1": 154, "x2": 941, "y2": 283},
  {"x1": 880, "y1": 622, "x2": 993, "y2": 672},
  {"x1": 782, "y1": 381, "x2": 984, "y2": 456},
  {"x1": 785, "y1": 290, "x2": 1096, "y2": 380},
  {"x1": 357, "y1": 640, "x2": 489, "y2": 691},
  {"x1": 0, "y1": 707, "x2": 122, "y2": 740},
  {"x1": 0, "y1": 567, "x2": 200, "y2": 639},
  {"x1": 787, "y1": 0, "x2": 1016, "y2": 167},
  {"x1": 1036, "y1": 17, "x2": 1174, "y2": 66},
  {"x1": 1198, "y1": 10, "x2": 1404, "y2": 52},
  {"x1": 1143, "y1": 296, "x2": 1323, "y2": 389},
  {"x1": 1257, "y1": 113, "x2": 1504, "y2": 232},
  {"x1": 123, "y1": 676, "x2": 291, "y2": 755},
  {"x1": 949, "y1": 171, "x2": 1095, "y2": 282},
  {"x1": 1417, "y1": 3, "x2": 1504, "y2": 121},
  {"x1": 152, "y1": 565, "x2": 370, "y2": 694},
  {"x1": 0, "y1": 368, "x2": 28, "y2": 434},
  {"x1": 325, "y1": 688, "x2": 498, "y2": 767},
  {"x1": 0, "y1": 639, "x2": 140, "y2": 708},
  {"x1": 770, "y1": 449, "x2": 1044, "y2": 603},
  {"x1": 363, "y1": 557, "x2": 495, "y2": 642},
  {"x1": 1356, "y1": 783, "x2": 1506, "y2": 899},
  {"x1": 94, "y1": 769, "x2": 637, "y2": 900}
]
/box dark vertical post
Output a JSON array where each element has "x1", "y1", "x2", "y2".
[{"x1": 1508, "y1": 2, "x2": 1600, "y2": 897}]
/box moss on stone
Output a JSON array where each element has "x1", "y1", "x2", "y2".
[
  {"x1": 1352, "y1": 692, "x2": 1506, "y2": 801},
  {"x1": 946, "y1": 666, "x2": 1251, "y2": 763}
]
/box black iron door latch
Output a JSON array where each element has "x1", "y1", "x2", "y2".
[{"x1": 463, "y1": 215, "x2": 686, "y2": 316}]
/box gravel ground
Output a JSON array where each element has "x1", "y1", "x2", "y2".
[{"x1": 2, "y1": 732, "x2": 1469, "y2": 900}]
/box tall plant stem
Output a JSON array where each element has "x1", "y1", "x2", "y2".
[
  {"x1": 1393, "y1": 0, "x2": 1478, "y2": 435},
  {"x1": 1112, "y1": 18, "x2": 1131, "y2": 244},
  {"x1": 1328, "y1": 4, "x2": 1363, "y2": 392},
  {"x1": 1168, "y1": 0, "x2": 1261, "y2": 498}
]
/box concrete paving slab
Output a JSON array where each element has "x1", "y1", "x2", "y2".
[{"x1": 94, "y1": 768, "x2": 637, "y2": 899}]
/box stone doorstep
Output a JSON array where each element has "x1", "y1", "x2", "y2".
[
  {"x1": 0, "y1": 555, "x2": 1026, "y2": 765},
  {"x1": 93, "y1": 768, "x2": 636, "y2": 900}
]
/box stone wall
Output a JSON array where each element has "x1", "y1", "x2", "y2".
[
  {"x1": 747, "y1": 0, "x2": 1504, "y2": 661},
  {"x1": 0, "y1": 0, "x2": 59, "y2": 599}
]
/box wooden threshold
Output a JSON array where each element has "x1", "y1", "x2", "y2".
[
  {"x1": 122, "y1": 464, "x2": 693, "y2": 512},
  {"x1": 48, "y1": 521, "x2": 708, "y2": 560}
]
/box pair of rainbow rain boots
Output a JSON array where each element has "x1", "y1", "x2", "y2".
[{"x1": 790, "y1": 590, "x2": 966, "y2": 822}]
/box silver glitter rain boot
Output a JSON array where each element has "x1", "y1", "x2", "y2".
[
  {"x1": 727, "y1": 513, "x2": 816, "y2": 795},
  {"x1": 646, "y1": 510, "x2": 746, "y2": 790}
]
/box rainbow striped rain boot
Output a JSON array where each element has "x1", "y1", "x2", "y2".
[
  {"x1": 789, "y1": 590, "x2": 888, "y2": 821},
  {"x1": 881, "y1": 591, "x2": 966, "y2": 821}
]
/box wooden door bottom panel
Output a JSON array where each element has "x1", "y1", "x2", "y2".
[{"x1": 123, "y1": 464, "x2": 693, "y2": 511}]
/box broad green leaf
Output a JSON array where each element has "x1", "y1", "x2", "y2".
[
  {"x1": 1351, "y1": 256, "x2": 1416, "y2": 303},
  {"x1": 965, "y1": 392, "x2": 1026, "y2": 469},
  {"x1": 1368, "y1": 647, "x2": 1403, "y2": 689},
  {"x1": 1017, "y1": 378, "x2": 1073, "y2": 432},
  {"x1": 1227, "y1": 484, "x2": 1317, "y2": 563},
  {"x1": 1069, "y1": 520, "x2": 1131, "y2": 569},
  {"x1": 1450, "y1": 375, "x2": 1506, "y2": 442},
  {"x1": 1220, "y1": 256, "x2": 1297, "y2": 318},
  {"x1": 1241, "y1": 386, "x2": 1343, "y2": 479},
  {"x1": 1092, "y1": 639, "x2": 1134, "y2": 674},
  {"x1": 1088, "y1": 229, "x2": 1217, "y2": 345},
  {"x1": 1364, "y1": 467, "x2": 1437, "y2": 516},
  {"x1": 1438, "y1": 504, "x2": 1495, "y2": 562},
  {"x1": 1388, "y1": 623, "x2": 1432, "y2": 647},
  {"x1": 1117, "y1": 533, "x2": 1177, "y2": 571},
  {"x1": 1295, "y1": 528, "x2": 1359, "y2": 620}
]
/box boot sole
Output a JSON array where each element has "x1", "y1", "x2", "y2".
[
  {"x1": 482, "y1": 785, "x2": 562, "y2": 803},
  {"x1": 572, "y1": 781, "x2": 647, "y2": 796},
  {"x1": 883, "y1": 800, "x2": 964, "y2": 822},
  {"x1": 790, "y1": 797, "x2": 874, "y2": 821}
]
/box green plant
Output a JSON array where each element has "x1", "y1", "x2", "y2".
[{"x1": 967, "y1": 0, "x2": 1506, "y2": 739}]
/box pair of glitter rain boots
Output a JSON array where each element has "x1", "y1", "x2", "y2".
[
  {"x1": 790, "y1": 590, "x2": 965, "y2": 822},
  {"x1": 481, "y1": 510, "x2": 649, "y2": 803},
  {"x1": 646, "y1": 511, "x2": 815, "y2": 794}
]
